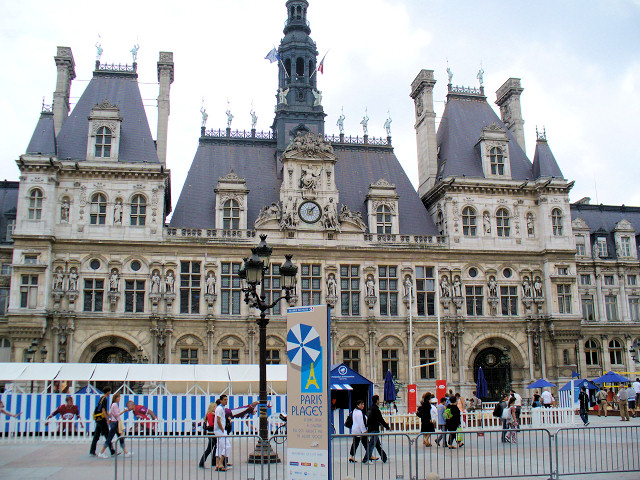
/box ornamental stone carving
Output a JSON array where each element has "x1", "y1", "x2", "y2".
[
  {"x1": 339, "y1": 205, "x2": 366, "y2": 231},
  {"x1": 284, "y1": 131, "x2": 334, "y2": 156}
]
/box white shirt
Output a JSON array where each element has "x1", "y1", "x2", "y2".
[
  {"x1": 633, "y1": 381, "x2": 640, "y2": 394},
  {"x1": 541, "y1": 391, "x2": 554, "y2": 405},
  {"x1": 350, "y1": 408, "x2": 366, "y2": 435},
  {"x1": 214, "y1": 404, "x2": 226, "y2": 435},
  {"x1": 513, "y1": 393, "x2": 522, "y2": 407}
]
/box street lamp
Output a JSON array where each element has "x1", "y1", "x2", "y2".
[{"x1": 242, "y1": 235, "x2": 297, "y2": 463}]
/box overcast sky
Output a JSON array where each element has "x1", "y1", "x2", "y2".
[{"x1": 1, "y1": 0, "x2": 639, "y2": 212}]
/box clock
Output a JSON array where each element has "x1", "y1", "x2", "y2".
[{"x1": 299, "y1": 201, "x2": 321, "y2": 224}]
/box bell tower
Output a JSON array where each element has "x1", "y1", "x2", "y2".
[{"x1": 272, "y1": 0, "x2": 326, "y2": 154}]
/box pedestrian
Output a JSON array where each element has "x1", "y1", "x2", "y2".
[
  {"x1": 633, "y1": 378, "x2": 640, "y2": 416},
  {"x1": 617, "y1": 386, "x2": 630, "y2": 421},
  {"x1": 578, "y1": 386, "x2": 590, "y2": 426},
  {"x1": 362, "y1": 395, "x2": 389, "y2": 463},
  {"x1": 214, "y1": 395, "x2": 230, "y2": 471},
  {"x1": 444, "y1": 396, "x2": 461, "y2": 449},
  {"x1": 595, "y1": 388, "x2": 608, "y2": 417},
  {"x1": 90, "y1": 386, "x2": 114, "y2": 457},
  {"x1": 506, "y1": 396, "x2": 518, "y2": 443},
  {"x1": 532, "y1": 394, "x2": 542, "y2": 408},
  {"x1": 499, "y1": 395, "x2": 510, "y2": 442},
  {"x1": 348, "y1": 400, "x2": 367, "y2": 463},
  {"x1": 541, "y1": 389, "x2": 555, "y2": 408},
  {"x1": 0, "y1": 400, "x2": 21, "y2": 418},
  {"x1": 510, "y1": 389, "x2": 522, "y2": 424},
  {"x1": 435, "y1": 397, "x2": 447, "y2": 447},
  {"x1": 97, "y1": 392, "x2": 133, "y2": 458},
  {"x1": 607, "y1": 388, "x2": 615, "y2": 410},
  {"x1": 199, "y1": 402, "x2": 217, "y2": 468},
  {"x1": 626, "y1": 384, "x2": 636, "y2": 418},
  {"x1": 417, "y1": 392, "x2": 435, "y2": 447},
  {"x1": 469, "y1": 393, "x2": 482, "y2": 412},
  {"x1": 47, "y1": 395, "x2": 81, "y2": 434},
  {"x1": 126, "y1": 400, "x2": 157, "y2": 435}
]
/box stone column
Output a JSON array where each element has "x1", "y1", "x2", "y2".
[
  {"x1": 206, "y1": 321, "x2": 215, "y2": 364},
  {"x1": 156, "y1": 52, "x2": 174, "y2": 167},
  {"x1": 526, "y1": 327, "x2": 535, "y2": 381},
  {"x1": 539, "y1": 328, "x2": 547, "y2": 379},
  {"x1": 330, "y1": 326, "x2": 338, "y2": 366},
  {"x1": 67, "y1": 321, "x2": 75, "y2": 362},
  {"x1": 577, "y1": 337, "x2": 587, "y2": 378},
  {"x1": 247, "y1": 326, "x2": 256, "y2": 364},
  {"x1": 595, "y1": 269, "x2": 606, "y2": 322},
  {"x1": 457, "y1": 328, "x2": 465, "y2": 385},
  {"x1": 619, "y1": 271, "x2": 630, "y2": 321},
  {"x1": 443, "y1": 328, "x2": 451, "y2": 384},
  {"x1": 601, "y1": 335, "x2": 611, "y2": 372},
  {"x1": 368, "y1": 326, "x2": 376, "y2": 383}
]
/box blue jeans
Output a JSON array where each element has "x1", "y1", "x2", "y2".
[
  {"x1": 579, "y1": 410, "x2": 589, "y2": 425},
  {"x1": 363, "y1": 432, "x2": 386, "y2": 462},
  {"x1": 104, "y1": 422, "x2": 125, "y2": 451}
]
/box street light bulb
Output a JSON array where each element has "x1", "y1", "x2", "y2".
[
  {"x1": 255, "y1": 234, "x2": 273, "y2": 270},
  {"x1": 280, "y1": 254, "x2": 298, "y2": 289},
  {"x1": 245, "y1": 249, "x2": 264, "y2": 284}
]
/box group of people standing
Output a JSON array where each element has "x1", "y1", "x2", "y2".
[
  {"x1": 419, "y1": 391, "x2": 467, "y2": 449},
  {"x1": 595, "y1": 379, "x2": 640, "y2": 420}
]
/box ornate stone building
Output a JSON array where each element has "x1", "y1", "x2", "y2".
[{"x1": 1, "y1": 0, "x2": 638, "y2": 399}]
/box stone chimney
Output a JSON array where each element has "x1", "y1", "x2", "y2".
[
  {"x1": 156, "y1": 52, "x2": 174, "y2": 166},
  {"x1": 410, "y1": 69, "x2": 437, "y2": 199},
  {"x1": 52, "y1": 46, "x2": 76, "y2": 136},
  {"x1": 495, "y1": 78, "x2": 525, "y2": 151}
]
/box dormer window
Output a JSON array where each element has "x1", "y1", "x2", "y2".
[
  {"x1": 28, "y1": 188, "x2": 43, "y2": 220},
  {"x1": 551, "y1": 208, "x2": 563, "y2": 236},
  {"x1": 366, "y1": 179, "x2": 399, "y2": 235},
  {"x1": 5, "y1": 219, "x2": 15, "y2": 242},
  {"x1": 478, "y1": 124, "x2": 511, "y2": 179},
  {"x1": 376, "y1": 205, "x2": 392, "y2": 234},
  {"x1": 214, "y1": 172, "x2": 248, "y2": 231},
  {"x1": 490, "y1": 147, "x2": 505, "y2": 175},
  {"x1": 620, "y1": 236, "x2": 632, "y2": 257},
  {"x1": 95, "y1": 126, "x2": 112, "y2": 157},
  {"x1": 596, "y1": 238, "x2": 608, "y2": 257},
  {"x1": 496, "y1": 208, "x2": 510, "y2": 237},
  {"x1": 223, "y1": 199, "x2": 240, "y2": 230}
]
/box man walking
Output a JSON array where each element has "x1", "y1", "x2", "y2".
[
  {"x1": 633, "y1": 378, "x2": 640, "y2": 417},
  {"x1": 363, "y1": 395, "x2": 389, "y2": 463},
  {"x1": 511, "y1": 389, "x2": 522, "y2": 424},
  {"x1": 595, "y1": 388, "x2": 608, "y2": 417},
  {"x1": 541, "y1": 389, "x2": 555, "y2": 408},
  {"x1": 89, "y1": 386, "x2": 115, "y2": 457},
  {"x1": 617, "y1": 386, "x2": 630, "y2": 421},
  {"x1": 578, "y1": 386, "x2": 590, "y2": 426}
]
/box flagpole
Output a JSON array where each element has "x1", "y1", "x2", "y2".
[{"x1": 436, "y1": 268, "x2": 442, "y2": 380}]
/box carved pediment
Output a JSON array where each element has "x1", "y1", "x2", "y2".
[
  {"x1": 571, "y1": 217, "x2": 590, "y2": 231},
  {"x1": 614, "y1": 219, "x2": 634, "y2": 232},
  {"x1": 282, "y1": 132, "x2": 335, "y2": 159},
  {"x1": 93, "y1": 99, "x2": 120, "y2": 111}
]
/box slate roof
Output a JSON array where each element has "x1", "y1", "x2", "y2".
[
  {"x1": 436, "y1": 94, "x2": 533, "y2": 180},
  {"x1": 0, "y1": 181, "x2": 19, "y2": 245},
  {"x1": 532, "y1": 138, "x2": 564, "y2": 179},
  {"x1": 170, "y1": 140, "x2": 438, "y2": 235},
  {"x1": 26, "y1": 112, "x2": 56, "y2": 156},
  {"x1": 55, "y1": 71, "x2": 158, "y2": 163}
]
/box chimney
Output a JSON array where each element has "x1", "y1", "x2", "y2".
[
  {"x1": 410, "y1": 69, "x2": 437, "y2": 198},
  {"x1": 156, "y1": 52, "x2": 174, "y2": 166},
  {"x1": 495, "y1": 78, "x2": 525, "y2": 151},
  {"x1": 52, "y1": 46, "x2": 76, "y2": 135}
]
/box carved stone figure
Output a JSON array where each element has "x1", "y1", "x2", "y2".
[
  {"x1": 226, "y1": 108, "x2": 234, "y2": 129},
  {"x1": 326, "y1": 274, "x2": 337, "y2": 297},
  {"x1": 68, "y1": 268, "x2": 78, "y2": 291},
  {"x1": 488, "y1": 276, "x2": 498, "y2": 297},
  {"x1": 313, "y1": 89, "x2": 322, "y2": 106},
  {"x1": 403, "y1": 276, "x2": 412, "y2": 299},
  {"x1": 300, "y1": 165, "x2": 321, "y2": 192},
  {"x1": 109, "y1": 269, "x2": 119, "y2": 292},
  {"x1": 200, "y1": 104, "x2": 208, "y2": 127},
  {"x1": 477, "y1": 66, "x2": 484, "y2": 87},
  {"x1": 452, "y1": 276, "x2": 462, "y2": 298},
  {"x1": 130, "y1": 43, "x2": 139, "y2": 63},
  {"x1": 256, "y1": 202, "x2": 281, "y2": 225},
  {"x1": 440, "y1": 275, "x2": 450, "y2": 298},
  {"x1": 522, "y1": 276, "x2": 532, "y2": 298},
  {"x1": 278, "y1": 88, "x2": 290, "y2": 105},
  {"x1": 447, "y1": 66, "x2": 453, "y2": 84},
  {"x1": 366, "y1": 276, "x2": 375, "y2": 297},
  {"x1": 250, "y1": 109, "x2": 258, "y2": 129},
  {"x1": 60, "y1": 199, "x2": 70, "y2": 223},
  {"x1": 483, "y1": 212, "x2": 491, "y2": 234},
  {"x1": 95, "y1": 39, "x2": 103, "y2": 62},
  {"x1": 285, "y1": 131, "x2": 334, "y2": 155},
  {"x1": 360, "y1": 110, "x2": 369, "y2": 136},
  {"x1": 165, "y1": 271, "x2": 175, "y2": 294},
  {"x1": 323, "y1": 198, "x2": 340, "y2": 230},
  {"x1": 54, "y1": 268, "x2": 65, "y2": 291},
  {"x1": 337, "y1": 108, "x2": 345, "y2": 135},
  {"x1": 533, "y1": 276, "x2": 543, "y2": 298},
  {"x1": 280, "y1": 196, "x2": 298, "y2": 229},
  {"x1": 527, "y1": 213, "x2": 535, "y2": 237},
  {"x1": 384, "y1": 113, "x2": 392, "y2": 137},
  {"x1": 151, "y1": 270, "x2": 161, "y2": 294},
  {"x1": 339, "y1": 205, "x2": 366, "y2": 230},
  {"x1": 114, "y1": 200, "x2": 123, "y2": 224},
  {"x1": 206, "y1": 272, "x2": 216, "y2": 295}
]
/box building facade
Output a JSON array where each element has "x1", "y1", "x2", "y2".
[{"x1": 1, "y1": 0, "x2": 638, "y2": 399}]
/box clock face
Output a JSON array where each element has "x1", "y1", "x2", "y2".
[{"x1": 299, "y1": 201, "x2": 321, "y2": 224}]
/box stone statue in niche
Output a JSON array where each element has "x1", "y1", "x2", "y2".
[
  {"x1": 533, "y1": 276, "x2": 543, "y2": 298},
  {"x1": 60, "y1": 199, "x2": 70, "y2": 223},
  {"x1": 440, "y1": 275, "x2": 451, "y2": 298},
  {"x1": 403, "y1": 276, "x2": 412, "y2": 299},
  {"x1": 165, "y1": 271, "x2": 175, "y2": 294},
  {"x1": 326, "y1": 274, "x2": 337, "y2": 297},
  {"x1": 68, "y1": 268, "x2": 78, "y2": 291},
  {"x1": 299, "y1": 165, "x2": 321, "y2": 191},
  {"x1": 483, "y1": 212, "x2": 491, "y2": 234},
  {"x1": 522, "y1": 276, "x2": 532, "y2": 298},
  {"x1": 150, "y1": 270, "x2": 161, "y2": 294},
  {"x1": 527, "y1": 213, "x2": 535, "y2": 237},
  {"x1": 54, "y1": 268, "x2": 65, "y2": 290},
  {"x1": 323, "y1": 198, "x2": 340, "y2": 230},
  {"x1": 488, "y1": 276, "x2": 498, "y2": 297},
  {"x1": 366, "y1": 276, "x2": 376, "y2": 297},
  {"x1": 205, "y1": 272, "x2": 216, "y2": 295},
  {"x1": 280, "y1": 196, "x2": 298, "y2": 229},
  {"x1": 109, "y1": 269, "x2": 119, "y2": 292},
  {"x1": 452, "y1": 276, "x2": 462, "y2": 298},
  {"x1": 114, "y1": 200, "x2": 123, "y2": 224}
]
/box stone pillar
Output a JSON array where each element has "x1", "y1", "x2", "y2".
[
  {"x1": 618, "y1": 271, "x2": 630, "y2": 321},
  {"x1": 53, "y1": 47, "x2": 76, "y2": 135},
  {"x1": 206, "y1": 321, "x2": 215, "y2": 364},
  {"x1": 330, "y1": 326, "x2": 338, "y2": 366},
  {"x1": 368, "y1": 326, "x2": 376, "y2": 383},
  {"x1": 495, "y1": 78, "x2": 525, "y2": 151},
  {"x1": 443, "y1": 328, "x2": 451, "y2": 384},
  {"x1": 156, "y1": 52, "x2": 174, "y2": 167},
  {"x1": 457, "y1": 328, "x2": 465, "y2": 384},
  {"x1": 410, "y1": 69, "x2": 438, "y2": 198},
  {"x1": 577, "y1": 337, "x2": 587, "y2": 378},
  {"x1": 601, "y1": 335, "x2": 611, "y2": 372},
  {"x1": 539, "y1": 329, "x2": 547, "y2": 379},
  {"x1": 526, "y1": 327, "x2": 535, "y2": 381},
  {"x1": 595, "y1": 269, "x2": 606, "y2": 322}
]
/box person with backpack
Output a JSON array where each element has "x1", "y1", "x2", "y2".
[
  {"x1": 434, "y1": 397, "x2": 447, "y2": 447},
  {"x1": 495, "y1": 395, "x2": 509, "y2": 443},
  {"x1": 504, "y1": 396, "x2": 518, "y2": 443},
  {"x1": 444, "y1": 395, "x2": 461, "y2": 449},
  {"x1": 348, "y1": 400, "x2": 367, "y2": 463},
  {"x1": 97, "y1": 392, "x2": 134, "y2": 458},
  {"x1": 199, "y1": 402, "x2": 218, "y2": 468},
  {"x1": 578, "y1": 386, "x2": 590, "y2": 426},
  {"x1": 362, "y1": 395, "x2": 389, "y2": 463},
  {"x1": 417, "y1": 392, "x2": 435, "y2": 447},
  {"x1": 90, "y1": 386, "x2": 114, "y2": 457}
]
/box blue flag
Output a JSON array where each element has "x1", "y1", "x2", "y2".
[
  {"x1": 265, "y1": 48, "x2": 280, "y2": 64},
  {"x1": 572, "y1": 371, "x2": 580, "y2": 378}
]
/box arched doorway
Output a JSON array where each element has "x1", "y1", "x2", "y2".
[
  {"x1": 474, "y1": 347, "x2": 512, "y2": 401},
  {"x1": 92, "y1": 346, "x2": 133, "y2": 364}
]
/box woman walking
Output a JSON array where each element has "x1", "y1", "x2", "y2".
[
  {"x1": 97, "y1": 392, "x2": 133, "y2": 458},
  {"x1": 348, "y1": 400, "x2": 367, "y2": 463},
  {"x1": 417, "y1": 393, "x2": 435, "y2": 447},
  {"x1": 444, "y1": 396, "x2": 461, "y2": 449},
  {"x1": 505, "y1": 396, "x2": 518, "y2": 443},
  {"x1": 199, "y1": 402, "x2": 218, "y2": 468}
]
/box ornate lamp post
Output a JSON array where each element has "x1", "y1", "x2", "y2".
[{"x1": 242, "y1": 235, "x2": 297, "y2": 463}]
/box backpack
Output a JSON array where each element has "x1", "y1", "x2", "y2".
[
  {"x1": 344, "y1": 411, "x2": 353, "y2": 429},
  {"x1": 443, "y1": 408, "x2": 452, "y2": 420},
  {"x1": 93, "y1": 397, "x2": 106, "y2": 420},
  {"x1": 492, "y1": 403, "x2": 503, "y2": 418}
]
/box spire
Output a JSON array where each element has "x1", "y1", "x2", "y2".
[
  {"x1": 284, "y1": 0, "x2": 311, "y2": 35},
  {"x1": 532, "y1": 128, "x2": 564, "y2": 179}
]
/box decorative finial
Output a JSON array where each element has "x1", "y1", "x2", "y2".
[
  {"x1": 536, "y1": 126, "x2": 547, "y2": 141},
  {"x1": 384, "y1": 109, "x2": 392, "y2": 137},
  {"x1": 250, "y1": 102, "x2": 257, "y2": 130},
  {"x1": 446, "y1": 58, "x2": 453, "y2": 85},
  {"x1": 337, "y1": 107, "x2": 345, "y2": 135},
  {"x1": 477, "y1": 62, "x2": 484, "y2": 87},
  {"x1": 130, "y1": 41, "x2": 140, "y2": 64},
  {"x1": 95, "y1": 35, "x2": 103, "y2": 62},
  {"x1": 360, "y1": 107, "x2": 369, "y2": 136},
  {"x1": 200, "y1": 98, "x2": 208, "y2": 128},
  {"x1": 225, "y1": 100, "x2": 234, "y2": 129}
]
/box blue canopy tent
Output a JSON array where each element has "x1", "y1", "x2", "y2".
[
  {"x1": 331, "y1": 364, "x2": 374, "y2": 434},
  {"x1": 592, "y1": 371, "x2": 631, "y2": 384},
  {"x1": 526, "y1": 379, "x2": 556, "y2": 390},
  {"x1": 558, "y1": 379, "x2": 598, "y2": 408}
]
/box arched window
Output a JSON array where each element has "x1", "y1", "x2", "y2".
[
  {"x1": 496, "y1": 208, "x2": 510, "y2": 237},
  {"x1": 284, "y1": 58, "x2": 292, "y2": 78},
  {"x1": 376, "y1": 205, "x2": 392, "y2": 234},
  {"x1": 551, "y1": 208, "x2": 563, "y2": 236},
  {"x1": 90, "y1": 193, "x2": 107, "y2": 225},
  {"x1": 28, "y1": 188, "x2": 43, "y2": 220},
  {"x1": 296, "y1": 57, "x2": 305, "y2": 77},
  {"x1": 462, "y1": 206, "x2": 477, "y2": 236},
  {"x1": 95, "y1": 126, "x2": 112, "y2": 158},
  {"x1": 130, "y1": 194, "x2": 146, "y2": 226},
  {"x1": 490, "y1": 147, "x2": 505, "y2": 175},
  {"x1": 223, "y1": 199, "x2": 240, "y2": 230},
  {"x1": 609, "y1": 339, "x2": 624, "y2": 365},
  {"x1": 585, "y1": 339, "x2": 599, "y2": 365}
]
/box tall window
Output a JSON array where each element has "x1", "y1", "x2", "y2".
[
  {"x1": 223, "y1": 199, "x2": 240, "y2": 230},
  {"x1": 575, "y1": 235, "x2": 586, "y2": 256},
  {"x1": 580, "y1": 274, "x2": 591, "y2": 285},
  {"x1": 605, "y1": 295, "x2": 618, "y2": 321},
  {"x1": 220, "y1": 262, "x2": 241, "y2": 315},
  {"x1": 180, "y1": 348, "x2": 198, "y2": 364},
  {"x1": 557, "y1": 284, "x2": 572, "y2": 314},
  {"x1": 551, "y1": 208, "x2": 563, "y2": 236},
  {"x1": 83, "y1": 278, "x2": 104, "y2": 312},
  {"x1": 381, "y1": 349, "x2": 398, "y2": 379},
  {"x1": 465, "y1": 285, "x2": 483, "y2": 316},
  {"x1": 95, "y1": 126, "x2": 112, "y2": 157},
  {"x1": 581, "y1": 295, "x2": 595, "y2": 321},
  {"x1": 130, "y1": 195, "x2": 146, "y2": 226},
  {"x1": 629, "y1": 297, "x2": 640, "y2": 322},
  {"x1": 379, "y1": 266, "x2": 398, "y2": 316},
  {"x1": 264, "y1": 264, "x2": 282, "y2": 314},
  {"x1": 340, "y1": 265, "x2": 360, "y2": 316},
  {"x1": 5, "y1": 218, "x2": 15, "y2": 241},
  {"x1": 596, "y1": 238, "x2": 608, "y2": 257},
  {"x1": 500, "y1": 285, "x2": 518, "y2": 316},
  {"x1": 609, "y1": 340, "x2": 623, "y2": 365},
  {"x1": 20, "y1": 275, "x2": 38, "y2": 309},
  {"x1": 343, "y1": 349, "x2": 360, "y2": 373},
  {"x1": 90, "y1": 193, "x2": 107, "y2": 225},
  {"x1": 415, "y1": 266, "x2": 435, "y2": 316},
  {"x1": 28, "y1": 189, "x2": 43, "y2": 220},
  {"x1": 490, "y1": 147, "x2": 505, "y2": 175},
  {"x1": 585, "y1": 339, "x2": 599, "y2": 365},
  {"x1": 1, "y1": 264, "x2": 10, "y2": 275},
  {"x1": 222, "y1": 349, "x2": 239, "y2": 365},
  {"x1": 180, "y1": 261, "x2": 201, "y2": 314},
  {"x1": 300, "y1": 264, "x2": 321, "y2": 307},
  {"x1": 419, "y1": 348, "x2": 436, "y2": 380},
  {"x1": 604, "y1": 275, "x2": 615, "y2": 286},
  {"x1": 462, "y1": 207, "x2": 477, "y2": 236},
  {"x1": 628, "y1": 275, "x2": 638, "y2": 286},
  {"x1": 266, "y1": 349, "x2": 281, "y2": 365},
  {"x1": 125, "y1": 280, "x2": 145, "y2": 313},
  {"x1": 0, "y1": 287, "x2": 9, "y2": 314},
  {"x1": 620, "y1": 236, "x2": 632, "y2": 257},
  {"x1": 496, "y1": 208, "x2": 510, "y2": 237},
  {"x1": 376, "y1": 205, "x2": 392, "y2": 234}
]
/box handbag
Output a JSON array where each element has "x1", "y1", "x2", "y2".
[
  {"x1": 117, "y1": 419, "x2": 125, "y2": 435},
  {"x1": 456, "y1": 426, "x2": 464, "y2": 443},
  {"x1": 344, "y1": 412, "x2": 353, "y2": 429}
]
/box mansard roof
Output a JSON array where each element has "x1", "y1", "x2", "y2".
[
  {"x1": 0, "y1": 181, "x2": 19, "y2": 245},
  {"x1": 436, "y1": 93, "x2": 533, "y2": 180},
  {"x1": 570, "y1": 203, "x2": 640, "y2": 235},
  {"x1": 55, "y1": 71, "x2": 158, "y2": 163},
  {"x1": 532, "y1": 137, "x2": 564, "y2": 179},
  {"x1": 26, "y1": 112, "x2": 57, "y2": 156},
  {"x1": 170, "y1": 137, "x2": 437, "y2": 235}
]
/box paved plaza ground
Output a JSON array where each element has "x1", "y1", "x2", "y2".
[{"x1": 0, "y1": 415, "x2": 638, "y2": 479}]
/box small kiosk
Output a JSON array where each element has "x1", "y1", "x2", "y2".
[{"x1": 330, "y1": 363, "x2": 374, "y2": 434}]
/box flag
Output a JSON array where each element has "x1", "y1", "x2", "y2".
[
  {"x1": 265, "y1": 48, "x2": 280, "y2": 64},
  {"x1": 572, "y1": 371, "x2": 580, "y2": 378},
  {"x1": 318, "y1": 52, "x2": 328, "y2": 74}
]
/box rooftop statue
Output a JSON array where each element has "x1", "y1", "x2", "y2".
[
  {"x1": 384, "y1": 111, "x2": 392, "y2": 137},
  {"x1": 250, "y1": 108, "x2": 258, "y2": 129},
  {"x1": 477, "y1": 65, "x2": 484, "y2": 87},
  {"x1": 336, "y1": 107, "x2": 345, "y2": 135},
  {"x1": 95, "y1": 38, "x2": 103, "y2": 62},
  {"x1": 447, "y1": 66, "x2": 453, "y2": 84},
  {"x1": 360, "y1": 108, "x2": 369, "y2": 136},
  {"x1": 130, "y1": 43, "x2": 139, "y2": 63},
  {"x1": 200, "y1": 99, "x2": 208, "y2": 127}
]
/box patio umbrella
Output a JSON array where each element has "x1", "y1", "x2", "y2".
[
  {"x1": 526, "y1": 379, "x2": 556, "y2": 389},
  {"x1": 475, "y1": 367, "x2": 488, "y2": 399},
  {"x1": 591, "y1": 371, "x2": 630, "y2": 384},
  {"x1": 383, "y1": 370, "x2": 396, "y2": 403}
]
